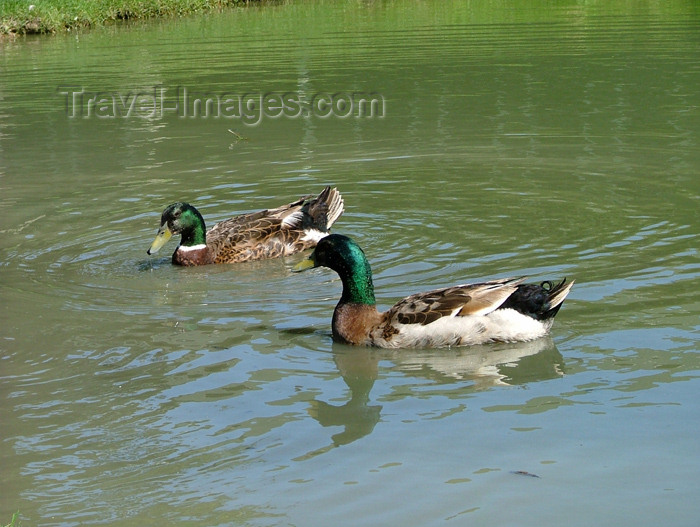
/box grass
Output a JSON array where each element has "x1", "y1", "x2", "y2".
[
  {"x1": 0, "y1": 0, "x2": 257, "y2": 36},
  {"x1": 3, "y1": 511, "x2": 20, "y2": 527}
]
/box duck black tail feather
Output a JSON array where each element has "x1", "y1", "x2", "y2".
[{"x1": 499, "y1": 278, "x2": 575, "y2": 321}]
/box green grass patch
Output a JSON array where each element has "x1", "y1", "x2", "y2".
[
  {"x1": 0, "y1": 0, "x2": 256, "y2": 36},
  {"x1": 3, "y1": 511, "x2": 20, "y2": 527}
]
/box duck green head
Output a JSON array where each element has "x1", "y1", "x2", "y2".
[
  {"x1": 294, "y1": 234, "x2": 376, "y2": 305},
  {"x1": 147, "y1": 202, "x2": 207, "y2": 255}
]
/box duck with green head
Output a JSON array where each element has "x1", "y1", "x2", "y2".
[
  {"x1": 294, "y1": 234, "x2": 574, "y2": 348},
  {"x1": 147, "y1": 186, "x2": 344, "y2": 266}
]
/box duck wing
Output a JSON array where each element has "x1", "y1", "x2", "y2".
[
  {"x1": 384, "y1": 277, "x2": 527, "y2": 326},
  {"x1": 277, "y1": 186, "x2": 344, "y2": 232},
  {"x1": 205, "y1": 187, "x2": 344, "y2": 262}
]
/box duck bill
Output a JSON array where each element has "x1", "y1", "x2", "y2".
[
  {"x1": 147, "y1": 225, "x2": 173, "y2": 255},
  {"x1": 292, "y1": 255, "x2": 316, "y2": 272}
]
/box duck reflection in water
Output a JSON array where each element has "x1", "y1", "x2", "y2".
[
  {"x1": 308, "y1": 338, "x2": 565, "y2": 447},
  {"x1": 308, "y1": 347, "x2": 382, "y2": 447}
]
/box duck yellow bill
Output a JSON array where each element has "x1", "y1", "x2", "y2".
[
  {"x1": 292, "y1": 255, "x2": 316, "y2": 272},
  {"x1": 147, "y1": 225, "x2": 173, "y2": 255}
]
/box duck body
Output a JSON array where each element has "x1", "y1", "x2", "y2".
[
  {"x1": 147, "y1": 186, "x2": 344, "y2": 266},
  {"x1": 294, "y1": 234, "x2": 574, "y2": 349}
]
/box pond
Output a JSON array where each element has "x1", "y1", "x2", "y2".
[{"x1": 1, "y1": 1, "x2": 699, "y2": 525}]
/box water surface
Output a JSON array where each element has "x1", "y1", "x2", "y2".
[{"x1": 1, "y1": 1, "x2": 699, "y2": 525}]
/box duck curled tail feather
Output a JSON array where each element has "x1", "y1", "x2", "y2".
[{"x1": 498, "y1": 278, "x2": 575, "y2": 322}]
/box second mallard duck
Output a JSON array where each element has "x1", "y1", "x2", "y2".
[
  {"x1": 148, "y1": 186, "x2": 344, "y2": 266},
  {"x1": 294, "y1": 234, "x2": 574, "y2": 348}
]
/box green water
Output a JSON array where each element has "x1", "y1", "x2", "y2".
[{"x1": 1, "y1": 1, "x2": 699, "y2": 525}]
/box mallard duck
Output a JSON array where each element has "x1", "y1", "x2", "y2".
[
  {"x1": 294, "y1": 234, "x2": 574, "y2": 348},
  {"x1": 147, "y1": 186, "x2": 344, "y2": 266}
]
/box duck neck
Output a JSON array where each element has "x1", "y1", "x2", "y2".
[
  {"x1": 336, "y1": 253, "x2": 376, "y2": 307},
  {"x1": 181, "y1": 227, "x2": 206, "y2": 247},
  {"x1": 180, "y1": 210, "x2": 207, "y2": 247}
]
